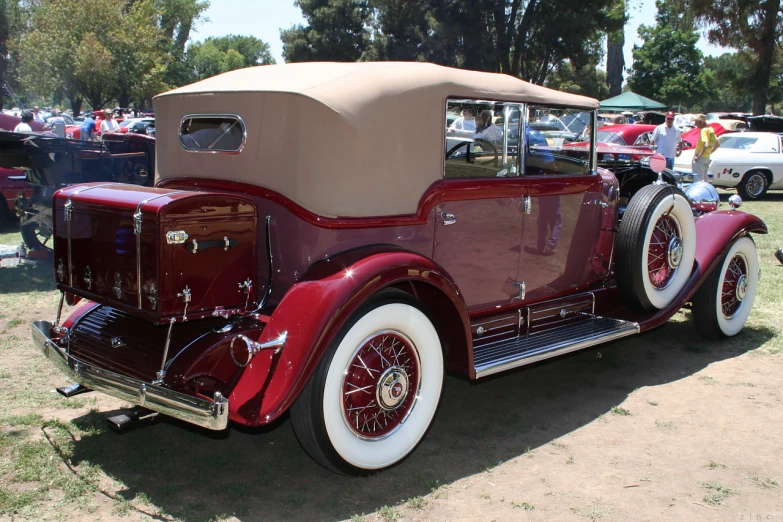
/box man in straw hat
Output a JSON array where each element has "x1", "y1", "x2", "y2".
[{"x1": 692, "y1": 114, "x2": 720, "y2": 182}]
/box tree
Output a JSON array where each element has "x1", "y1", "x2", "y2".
[
  {"x1": 154, "y1": 0, "x2": 210, "y2": 88},
  {"x1": 701, "y1": 52, "x2": 753, "y2": 112},
  {"x1": 682, "y1": 0, "x2": 782, "y2": 115},
  {"x1": 547, "y1": 61, "x2": 610, "y2": 100},
  {"x1": 283, "y1": 0, "x2": 625, "y2": 86},
  {"x1": 628, "y1": 0, "x2": 712, "y2": 108},
  {"x1": 281, "y1": 0, "x2": 371, "y2": 63},
  {"x1": 188, "y1": 35, "x2": 275, "y2": 80},
  {"x1": 605, "y1": 0, "x2": 626, "y2": 96}
]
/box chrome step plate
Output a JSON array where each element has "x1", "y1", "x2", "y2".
[{"x1": 473, "y1": 316, "x2": 639, "y2": 378}]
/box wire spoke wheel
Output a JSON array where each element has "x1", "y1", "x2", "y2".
[
  {"x1": 341, "y1": 332, "x2": 420, "y2": 439},
  {"x1": 647, "y1": 215, "x2": 682, "y2": 289},
  {"x1": 720, "y1": 254, "x2": 748, "y2": 319}
]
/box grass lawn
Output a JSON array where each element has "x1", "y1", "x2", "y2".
[{"x1": 0, "y1": 189, "x2": 780, "y2": 521}]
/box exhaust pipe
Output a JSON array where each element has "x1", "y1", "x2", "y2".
[
  {"x1": 106, "y1": 406, "x2": 159, "y2": 432},
  {"x1": 56, "y1": 383, "x2": 91, "y2": 398}
]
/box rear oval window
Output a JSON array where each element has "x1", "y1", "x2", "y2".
[{"x1": 179, "y1": 115, "x2": 245, "y2": 153}]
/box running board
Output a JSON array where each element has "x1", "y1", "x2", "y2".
[{"x1": 473, "y1": 316, "x2": 639, "y2": 378}]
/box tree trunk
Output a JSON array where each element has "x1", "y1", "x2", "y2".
[
  {"x1": 69, "y1": 96, "x2": 82, "y2": 117},
  {"x1": 606, "y1": 29, "x2": 624, "y2": 96},
  {"x1": 118, "y1": 90, "x2": 130, "y2": 109},
  {"x1": 751, "y1": 0, "x2": 780, "y2": 115}
]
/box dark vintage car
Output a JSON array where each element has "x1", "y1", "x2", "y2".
[
  {"x1": 0, "y1": 132, "x2": 155, "y2": 251},
  {"x1": 31, "y1": 63, "x2": 766, "y2": 474}
]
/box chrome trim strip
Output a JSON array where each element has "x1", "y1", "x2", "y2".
[
  {"x1": 64, "y1": 184, "x2": 116, "y2": 287},
  {"x1": 254, "y1": 216, "x2": 273, "y2": 312},
  {"x1": 133, "y1": 191, "x2": 187, "y2": 309},
  {"x1": 31, "y1": 320, "x2": 228, "y2": 430},
  {"x1": 474, "y1": 317, "x2": 639, "y2": 379},
  {"x1": 178, "y1": 114, "x2": 247, "y2": 154},
  {"x1": 471, "y1": 314, "x2": 517, "y2": 327}
]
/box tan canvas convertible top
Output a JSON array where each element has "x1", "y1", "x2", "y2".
[{"x1": 154, "y1": 62, "x2": 598, "y2": 218}]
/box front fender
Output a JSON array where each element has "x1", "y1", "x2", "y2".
[
  {"x1": 229, "y1": 246, "x2": 470, "y2": 426},
  {"x1": 638, "y1": 209, "x2": 767, "y2": 332}
]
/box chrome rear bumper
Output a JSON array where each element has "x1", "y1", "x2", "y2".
[{"x1": 31, "y1": 320, "x2": 228, "y2": 430}]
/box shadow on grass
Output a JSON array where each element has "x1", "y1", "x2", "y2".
[
  {"x1": 0, "y1": 259, "x2": 55, "y2": 294},
  {"x1": 61, "y1": 317, "x2": 776, "y2": 522}
]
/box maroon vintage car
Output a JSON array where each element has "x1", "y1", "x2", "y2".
[{"x1": 32, "y1": 63, "x2": 766, "y2": 474}]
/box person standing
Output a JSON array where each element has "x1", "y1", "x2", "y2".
[
  {"x1": 100, "y1": 109, "x2": 119, "y2": 133},
  {"x1": 79, "y1": 114, "x2": 96, "y2": 141},
  {"x1": 651, "y1": 111, "x2": 681, "y2": 169},
  {"x1": 45, "y1": 109, "x2": 66, "y2": 138},
  {"x1": 32, "y1": 106, "x2": 44, "y2": 124},
  {"x1": 692, "y1": 114, "x2": 720, "y2": 182}
]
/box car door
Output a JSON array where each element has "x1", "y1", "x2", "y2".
[
  {"x1": 518, "y1": 105, "x2": 608, "y2": 303},
  {"x1": 433, "y1": 101, "x2": 525, "y2": 312}
]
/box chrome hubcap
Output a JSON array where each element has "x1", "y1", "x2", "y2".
[
  {"x1": 747, "y1": 174, "x2": 765, "y2": 197},
  {"x1": 667, "y1": 236, "x2": 683, "y2": 268},
  {"x1": 376, "y1": 367, "x2": 410, "y2": 410},
  {"x1": 736, "y1": 274, "x2": 747, "y2": 301}
]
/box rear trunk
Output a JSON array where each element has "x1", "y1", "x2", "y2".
[{"x1": 53, "y1": 183, "x2": 258, "y2": 323}]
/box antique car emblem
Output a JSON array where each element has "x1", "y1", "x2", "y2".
[
  {"x1": 110, "y1": 337, "x2": 126, "y2": 349},
  {"x1": 377, "y1": 368, "x2": 409, "y2": 410}
]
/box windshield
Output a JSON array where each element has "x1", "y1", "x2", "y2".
[{"x1": 119, "y1": 120, "x2": 134, "y2": 128}]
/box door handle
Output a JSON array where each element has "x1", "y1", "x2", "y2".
[{"x1": 439, "y1": 212, "x2": 457, "y2": 225}]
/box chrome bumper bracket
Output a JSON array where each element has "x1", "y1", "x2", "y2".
[{"x1": 32, "y1": 320, "x2": 229, "y2": 431}]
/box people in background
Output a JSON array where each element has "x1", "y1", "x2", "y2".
[
  {"x1": 100, "y1": 109, "x2": 119, "y2": 133},
  {"x1": 45, "y1": 109, "x2": 66, "y2": 138},
  {"x1": 448, "y1": 107, "x2": 477, "y2": 132},
  {"x1": 79, "y1": 114, "x2": 96, "y2": 141},
  {"x1": 13, "y1": 111, "x2": 34, "y2": 133},
  {"x1": 692, "y1": 114, "x2": 720, "y2": 182},
  {"x1": 474, "y1": 110, "x2": 503, "y2": 144},
  {"x1": 32, "y1": 106, "x2": 44, "y2": 124},
  {"x1": 652, "y1": 111, "x2": 681, "y2": 169}
]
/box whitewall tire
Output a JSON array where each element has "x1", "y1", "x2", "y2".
[
  {"x1": 693, "y1": 236, "x2": 759, "y2": 339},
  {"x1": 616, "y1": 184, "x2": 697, "y2": 312},
  {"x1": 291, "y1": 289, "x2": 443, "y2": 474}
]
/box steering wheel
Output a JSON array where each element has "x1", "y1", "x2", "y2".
[{"x1": 446, "y1": 139, "x2": 499, "y2": 167}]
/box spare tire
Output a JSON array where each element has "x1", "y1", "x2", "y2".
[{"x1": 616, "y1": 184, "x2": 696, "y2": 312}]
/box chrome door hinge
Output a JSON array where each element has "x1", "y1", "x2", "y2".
[
  {"x1": 523, "y1": 196, "x2": 532, "y2": 215},
  {"x1": 509, "y1": 280, "x2": 526, "y2": 300},
  {"x1": 133, "y1": 210, "x2": 143, "y2": 235}
]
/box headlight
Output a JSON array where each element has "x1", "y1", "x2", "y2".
[{"x1": 684, "y1": 181, "x2": 719, "y2": 213}]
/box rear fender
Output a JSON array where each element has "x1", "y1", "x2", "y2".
[{"x1": 229, "y1": 245, "x2": 470, "y2": 425}]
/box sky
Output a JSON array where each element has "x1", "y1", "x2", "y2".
[{"x1": 193, "y1": 0, "x2": 730, "y2": 69}]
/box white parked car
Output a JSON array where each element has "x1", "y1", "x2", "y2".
[{"x1": 674, "y1": 132, "x2": 783, "y2": 200}]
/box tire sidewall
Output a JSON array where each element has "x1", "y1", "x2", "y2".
[
  {"x1": 639, "y1": 191, "x2": 696, "y2": 309},
  {"x1": 714, "y1": 236, "x2": 759, "y2": 336},
  {"x1": 321, "y1": 302, "x2": 444, "y2": 470},
  {"x1": 740, "y1": 171, "x2": 768, "y2": 200}
]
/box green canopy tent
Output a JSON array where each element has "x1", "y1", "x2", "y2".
[{"x1": 599, "y1": 91, "x2": 667, "y2": 111}]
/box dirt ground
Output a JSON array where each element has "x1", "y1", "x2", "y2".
[{"x1": 0, "y1": 193, "x2": 782, "y2": 522}]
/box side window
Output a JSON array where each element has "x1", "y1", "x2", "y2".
[
  {"x1": 179, "y1": 114, "x2": 245, "y2": 153},
  {"x1": 525, "y1": 105, "x2": 592, "y2": 175},
  {"x1": 444, "y1": 100, "x2": 521, "y2": 179}
]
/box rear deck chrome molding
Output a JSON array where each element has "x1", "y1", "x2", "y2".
[
  {"x1": 32, "y1": 320, "x2": 228, "y2": 430},
  {"x1": 473, "y1": 316, "x2": 639, "y2": 378}
]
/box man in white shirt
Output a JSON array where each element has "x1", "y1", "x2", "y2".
[
  {"x1": 100, "y1": 110, "x2": 119, "y2": 133},
  {"x1": 448, "y1": 108, "x2": 477, "y2": 132},
  {"x1": 651, "y1": 111, "x2": 681, "y2": 169}
]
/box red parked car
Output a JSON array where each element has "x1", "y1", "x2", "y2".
[
  {"x1": 0, "y1": 112, "x2": 43, "y2": 226},
  {"x1": 32, "y1": 63, "x2": 766, "y2": 474},
  {"x1": 680, "y1": 122, "x2": 729, "y2": 151}
]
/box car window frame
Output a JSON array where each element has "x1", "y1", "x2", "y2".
[{"x1": 522, "y1": 103, "x2": 596, "y2": 177}]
